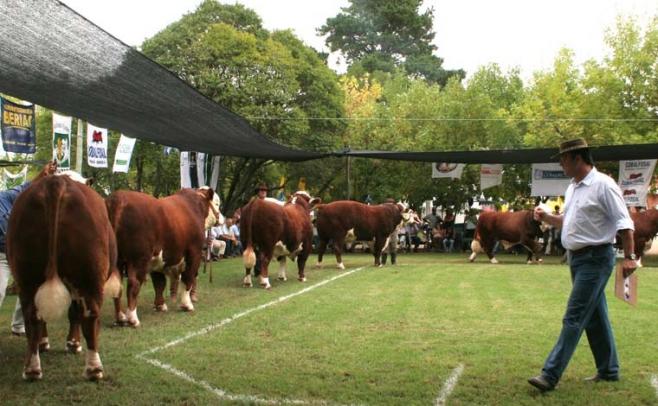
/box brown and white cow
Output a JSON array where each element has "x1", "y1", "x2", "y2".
[
  {"x1": 241, "y1": 191, "x2": 317, "y2": 289},
  {"x1": 468, "y1": 210, "x2": 545, "y2": 264},
  {"x1": 315, "y1": 201, "x2": 405, "y2": 269},
  {"x1": 105, "y1": 187, "x2": 217, "y2": 327},
  {"x1": 629, "y1": 208, "x2": 658, "y2": 266},
  {"x1": 7, "y1": 172, "x2": 121, "y2": 381}
]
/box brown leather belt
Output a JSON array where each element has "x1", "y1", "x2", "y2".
[{"x1": 570, "y1": 244, "x2": 612, "y2": 256}]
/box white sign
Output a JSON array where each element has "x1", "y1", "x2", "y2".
[
  {"x1": 86, "y1": 124, "x2": 108, "y2": 168},
  {"x1": 619, "y1": 159, "x2": 656, "y2": 207},
  {"x1": 52, "y1": 113, "x2": 72, "y2": 170},
  {"x1": 112, "y1": 134, "x2": 136, "y2": 173},
  {"x1": 530, "y1": 163, "x2": 571, "y2": 197},
  {"x1": 480, "y1": 164, "x2": 503, "y2": 190},
  {"x1": 432, "y1": 162, "x2": 465, "y2": 179},
  {"x1": 180, "y1": 151, "x2": 208, "y2": 188}
]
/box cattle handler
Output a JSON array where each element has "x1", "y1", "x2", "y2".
[
  {"x1": 528, "y1": 138, "x2": 637, "y2": 392},
  {"x1": 0, "y1": 160, "x2": 58, "y2": 336}
]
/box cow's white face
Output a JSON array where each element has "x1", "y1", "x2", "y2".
[
  {"x1": 56, "y1": 170, "x2": 90, "y2": 185},
  {"x1": 199, "y1": 186, "x2": 224, "y2": 229}
]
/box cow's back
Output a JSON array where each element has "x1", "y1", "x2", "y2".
[
  {"x1": 476, "y1": 210, "x2": 538, "y2": 242},
  {"x1": 316, "y1": 201, "x2": 400, "y2": 240},
  {"x1": 159, "y1": 192, "x2": 206, "y2": 263},
  {"x1": 106, "y1": 190, "x2": 164, "y2": 265},
  {"x1": 8, "y1": 176, "x2": 114, "y2": 294}
]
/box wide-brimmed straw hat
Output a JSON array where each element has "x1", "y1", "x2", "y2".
[{"x1": 551, "y1": 138, "x2": 589, "y2": 158}]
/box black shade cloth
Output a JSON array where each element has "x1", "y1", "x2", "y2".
[
  {"x1": 0, "y1": 0, "x2": 655, "y2": 165},
  {"x1": 0, "y1": 0, "x2": 327, "y2": 161},
  {"x1": 344, "y1": 143, "x2": 658, "y2": 163}
]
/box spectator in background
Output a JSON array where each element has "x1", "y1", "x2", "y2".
[
  {"x1": 423, "y1": 207, "x2": 440, "y2": 248},
  {"x1": 229, "y1": 216, "x2": 242, "y2": 256},
  {"x1": 442, "y1": 209, "x2": 456, "y2": 253}
]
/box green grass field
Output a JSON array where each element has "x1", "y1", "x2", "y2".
[{"x1": 0, "y1": 252, "x2": 657, "y2": 405}]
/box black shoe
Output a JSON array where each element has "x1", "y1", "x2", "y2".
[
  {"x1": 528, "y1": 375, "x2": 555, "y2": 392},
  {"x1": 584, "y1": 374, "x2": 619, "y2": 382}
]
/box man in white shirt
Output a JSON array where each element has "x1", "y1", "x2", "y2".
[{"x1": 528, "y1": 138, "x2": 637, "y2": 392}]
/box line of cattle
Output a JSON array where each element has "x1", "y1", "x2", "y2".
[{"x1": 7, "y1": 172, "x2": 658, "y2": 382}]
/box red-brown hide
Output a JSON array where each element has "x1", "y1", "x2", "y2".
[
  {"x1": 7, "y1": 175, "x2": 118, "y2": 381},
  {"x1": 240, "y1": 193, "x2": 314, "y2": 289},
  {"x1": 630, "y1": 208, "x2": 658, "y2": 261},
  {"x1": 315, "y1": 201, "x2": 403, "y2": 267},
  {"x1": 470, "y1": 210, "x2": 544, "y2": 263}
]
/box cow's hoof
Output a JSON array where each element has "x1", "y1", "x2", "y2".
[
  {"x1": 154, "y1": 303, "x2": 168, "y2": 312},
  {"x1": 337, "y1": 263, "x2": 345, "y2": 270},
  {"x1": 490, "y1": 258, "x2": 499, "y2": 264},
  {"x1": 66, "y1": 340, "x2": 82, "y2": 354},
  {"x1": 22, "y1": 369, "x2": 43, "y2": 381},
  {"x1": 84, "y1": 367, "x2": 104, "y2": 381},
  {"x1": 180, "y1": 304, "x2": 194, "y2": 312},
  {"x1": 38, "y1": 338, "x2": 50, "y2": 353},
  {"x1": 243, "y1": 282, "x2": 253, "y2": 288},
  {"x1": 527, "y1": 260, "x2": 533, "y2": 265},
  {"x1": 277, "y1": 276, "x2": 287, "y2": 281},
  {"x1": 315, "y1": 263, "x2": 323, "y2": 269},
  {"x1": 169, "y1": 295, "x2": 177, "y2": 304},
  {"x1": 112, "y1": 319, "x2": 129, "y2": 327},
  {"x1": 537, "y1": 258, "x2": 543, "y2": 264},
  {"x1": 128, "y1": 320, "x2": 141, "y2": 328},
  {"x1": 298, "y1": 277, "x2": 306, "y2": 282}
]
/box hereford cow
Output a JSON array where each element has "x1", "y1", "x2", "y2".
[
  {"x1": 629, "y1": 208, "x2": 658, "y2": 266},
  {"x1": 241, "y1": 191, "x2": 318, "y2": 289},
  {"x1": 106, "y1": 187, "x2": 218, "y2": 327},
  {"x1": 468, "y1": 210, "x2": 545, "y2": 264},
  {"x1": 7, "y1": 172, "x2": 121, "y2": 381},
  {"x1": 315, "y1": 201, "x2": 406, "y2": 269}
]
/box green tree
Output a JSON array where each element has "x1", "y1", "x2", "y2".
[
  {"x1": 319, "y1": 0, "x2": 464, "y2": 85},
  {"x1": 142, "y1": 1, "x2": 345, "y2": 212}
]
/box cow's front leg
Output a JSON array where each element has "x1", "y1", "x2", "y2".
[
  {"x1": 525, "y1": 239, "x2": 543, "y2": 264},
  {"x1": 276, "y1": 256, "x2": 287, "y2": 281},
  {"x1": 373, "y1": 237, "x2": 386, "y2": 267},
  {"x1": 297, "y1": 245, "x2": 310, "y2": 282},
  {"x1": 80, "y1": 297, "x2": 104, "y2": 381},
  {"x1": 22, "y1": 300, "x2": 43, "y2": 381},
  {"x1": 179, "y1": 254, "x2": 199, "y2": 311}
]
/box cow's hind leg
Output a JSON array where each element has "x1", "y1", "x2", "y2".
[
  {"x1": 524, "y1": 239, "x2": 543, "y2": 264},
  {"x1": 66, "y1": 300, "x2": 83, "y2": 353},
  {"x1": 258, "y1": 250, "x2": 273, "y2": 289},
  {"x1": 297, "y1": 244, "x2": 311, "y2": 282},
  {"x1": 80, "y1": 297, "x2": 104, "y2": 381},
  {"x1": 21, "y1": 299, "x2": 43, "y2": 381},
  {"x1": 373, "y1": 237, "x2": 386, "y2": 267},
  {"x1": 125, "y1": 264, "x2": 147, "y2": 327},
  {"x1": 151, "y1": 271, "x2": 168, "y2": 312},
  {"x1": 333, "y1": 236, "x2": 346, "y2": 270},
  {"x1": 316, "y1": 239, "x2": 328, "y2": 268},
  {"x1": 277, "y1": 256, "x2": 287, "y2": 281}
]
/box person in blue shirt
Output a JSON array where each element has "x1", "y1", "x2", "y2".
[{"x1": 0, "y1": 160, "x2": 57, "y2": 336}]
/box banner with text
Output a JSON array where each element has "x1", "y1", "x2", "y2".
[
  {"x1": 530, "y1": 163, "x2": 571, "y2": 196},
  {"x1": 480, "y1": 164, "x2": 503, "y2": 190},
  {"x1": 1, "y1": 98, "x2": 36, "y2": 153},
  {"x1": 619, "y1": 159, "x2": 656, "y2": 207},
  {"x1": 52, "y1": 113, "x2": 72, "y2": 170},
  {"x1": 86, "y1": 124, "x2": 108, "y2": 168},
  {"x1": 180, "y1": 151, "x2": 208, "y2": 188},
  {"x1": 432, "y1": 163, "x2": 465, "y2": 179},
  {"x1": 0, "y1": 166, "x2": 27, "y2": 190},
  {"x1": 112, "y1": 134, "x2": 136, "y2": 173}
]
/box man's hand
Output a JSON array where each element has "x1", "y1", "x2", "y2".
[
  {"x1": 622, "y1": 258, "x2": 638, "y2": 278},
  {"x1": 36, "y1": 160, "x2": 57, "y2": 179},
  {"x1": 533, "y1": 206, "x2": 546, "y2": 222}
]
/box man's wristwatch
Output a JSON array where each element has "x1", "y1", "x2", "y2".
[{"x1": 625, "y1": 253, "x2": 637, "y2": 260}]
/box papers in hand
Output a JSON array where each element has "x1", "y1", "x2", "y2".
[{"x1": 614, "y1": 263, "x2": 638, "y2": 306}]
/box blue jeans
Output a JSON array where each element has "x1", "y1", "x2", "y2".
[{"x1": 542, "y1": 244, "x2": 618, "y2": 385}]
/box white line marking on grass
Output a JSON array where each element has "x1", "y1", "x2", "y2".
[
  {"x1": 434, "y1": 364, "x2": 464, "y2": 406},
  {"x1": 138, "y1": 266, "x2": 365, "y2": 357},
  {"x1": 137, "y1": 267, "x2": 366, "y2": 405},
  {"x1": 651, "y1": 375, "x2": 658, "y2": 398}
]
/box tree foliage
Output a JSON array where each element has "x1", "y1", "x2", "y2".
[{"x1": 319, "y1": 0, "x2": 464, "y2": 85}]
